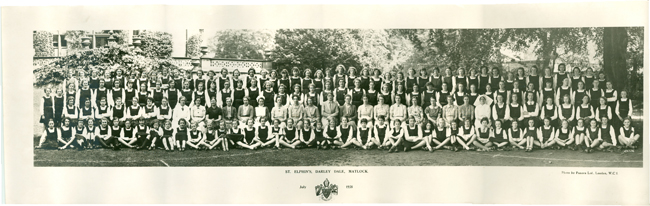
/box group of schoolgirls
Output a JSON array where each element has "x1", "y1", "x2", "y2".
[{"x1": 36, "y1": 63, "x2": 640, "y2": 153}]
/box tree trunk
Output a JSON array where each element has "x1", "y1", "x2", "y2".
[{"x1": 602, "y1": 27, "x2": 628, "y2": 91}]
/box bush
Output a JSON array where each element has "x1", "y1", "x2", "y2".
[
  {"x1": 64, "y1": 30, "x2": 89, "y2": 52},
  {"x1": 186, "y1": 34, "x2": 202, "y2": 58},
  {"x1": 140, "y1": 31, "x2": 173, "y2": 58},
  {"x1": 34, "y1": 43, "x2": 179, "y2": 87},
  {"x1": 33, "y1": 31, "x2": 54, "y2": 57}
]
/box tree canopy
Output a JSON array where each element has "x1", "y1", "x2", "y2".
[{"x1": 208, "y1": 29, "x2": 275, "y2": 59}]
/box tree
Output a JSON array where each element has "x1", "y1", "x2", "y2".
[
  {"x1": 347, "y1": 29, "x2": 414, "y2": 72},
  {"x1": 504, "y1": 28, "x2": 596, "y2": 72},
  {"x1": 273, "y1": 29, "x2": 360, "y2": 71},
  {"x1": 139, "y1": 31, "x2": 173, "y2": 58},
  {"x1": 398, "y1": 29, "x2": 508, "y2": 73},
  {"x1": 273, "y1": 29, "x2": 415, "y2": 73},
  {"x1": 33, "y1": 31, "x2": 54, "y2": 57},
  {"x1": 186, "y1": 34, "x2": 202, "y2": 58},
  {"x1": 208, "y1": 29, "x2": 274, "y2": 59},
  {"x1": 602, "y1": 27, "x2": 629, "y2": 92}
]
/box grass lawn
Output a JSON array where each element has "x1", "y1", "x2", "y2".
[{"x1": 33, "y1": 140, "x2": 642, "y2": 167}]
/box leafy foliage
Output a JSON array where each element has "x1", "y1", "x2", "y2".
[
  {"x1": 348, "y1": 29, "x2": 414, "y2": 72},
  {"x1": 274, "y1": 29, "x2": 359, "y2": 71},
  {"x1": 399, "y1": 29, "x2": 508, "y2": 73},
  {"x1": 139, "y1": 31, "x2": 173, "y2": 58},
  {"x1": 504, "y1": 28, "x2": 598, "y2": 71},
  {"x1": 33, "y1": 31, "x2": 54, "y2": 57},
  {"x1": 626, "y1": 27, "x2": 644, "y2": 100},
  {"x1": 186, "y1": 34, "x2": 202, "y2": 58},
  {"x1": 208, "y1": 29, "x2": 275, "y2": 59},
  {"x1": 64, "y1": 30, "x2": 89, "y2": 52},
  {"x1": 114, "y1": 30, "x2": 131, "y2": 45},
  {"x1": 273, "y1": 29, "x2": 414, "y2": 73},
  {"x1": 34, "y1": 44, "x2": 179, "y2": 87}
]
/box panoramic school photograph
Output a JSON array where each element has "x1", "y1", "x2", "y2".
[{"x1": 32, "y1": 28, "x2": 644, "y2": 167}]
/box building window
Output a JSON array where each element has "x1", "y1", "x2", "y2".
[
  {"x1": 52, "y1": 35, "x2": 67, "y2": 48},
  {"x1": 95, "y1": 37, "x2": 108, "y2": 48}
]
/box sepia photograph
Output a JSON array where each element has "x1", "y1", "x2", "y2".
[
  {"x1": 32, "y1": 27, "x2": 644, "y2": 167},
  {"x1": 4, "y1": 2, "x2": 648, "y2": 204}
]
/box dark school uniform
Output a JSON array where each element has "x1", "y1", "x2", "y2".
[
  {"x1": 375, "y1": 124, "x2": 388, "y2": 144},
  {"x1": 54, "y1": 96, "x2": 64, "y2": 124},
  {"x1": 243, "y1": 127, "x2": 256, "y2": 145},
  {"x1": 406, "y1": 77, "x2": 418, "y2": 93},
  {"x1": 96, "y1": 88, "x2": 108, "y2": 106},
  {"x1": 540, "y1": 126, "x2": 553, "y2": 143},
  {"x1": 137, "y1": 91, "x2": 148, "y2": 106},
  {"x1": 175, "y1": 127, "x2": 188, "y2": 141},
  {"x1": 285, "y1": 127, "x2": 298, "y2": 143},
  {"x1": 358, "y1": 127, "x2": 371, "y2": 145},
  {"x1": 350, "y1": 88, "x2": 364, "y2": 107},
  {"x1": 435, "y1": 127, "x2": 447, "y2": 142},
  {"x1": 258, "y1": 126, "x2": 270, "y2": 142},
  {"x1": 152, "y1": 89, "x2": 165, "y2": 107},
  {"x1": 124, "y1": 88, "x2": 136, "y2": 107},
  {"x1": 248, "y1": 88, "x2": 260, "y2": 107},
  {"x1": 491, "y1": 128, "x2": 507, "y2": 143},
  {"x1": 339, "y1": 125, "x2": 353, "y2": 143},
  {"x1": 59, "y1": 126, "x2": 73, "y2": 147},
  {"x1": 79, "y1": 88, "x2": 92, "y2": 106}
]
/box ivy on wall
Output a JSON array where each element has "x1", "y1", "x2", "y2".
[{"x1": 33, "y1": 31, "x2": 54, "y2": 57}]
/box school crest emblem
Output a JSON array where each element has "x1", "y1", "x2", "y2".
[{"x1": 315, "y1": 178, "x2": 338, "y2": 201}]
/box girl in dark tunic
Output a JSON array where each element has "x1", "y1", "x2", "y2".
[
  {"x1": 278, "y1": 119, "x2": 299, "y2": 149},
  {"x1": 554, "y1": 119, "x2": 574, "y2": 150},
  {"x1": 161, "y1": 120, "x2": 175, "y2": 151},
  {"x1": 237, "y1": 119, "x2": 260, "y2": 150},
  {"x1": 36, "y1": 119, "x2": 59, "y2": 149},
  {"x1": 174, "y1": 118, "x2": 190, "y2": 151},
  {"x1": 41, "y1": 88, "x2": 54, "y2": 127},
  {"x1": 54, "y1": 88, "x2": 65, "y2": 126},
  {"x1": 584, "y1": 119, "x2": 601, "y2": 153}
]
